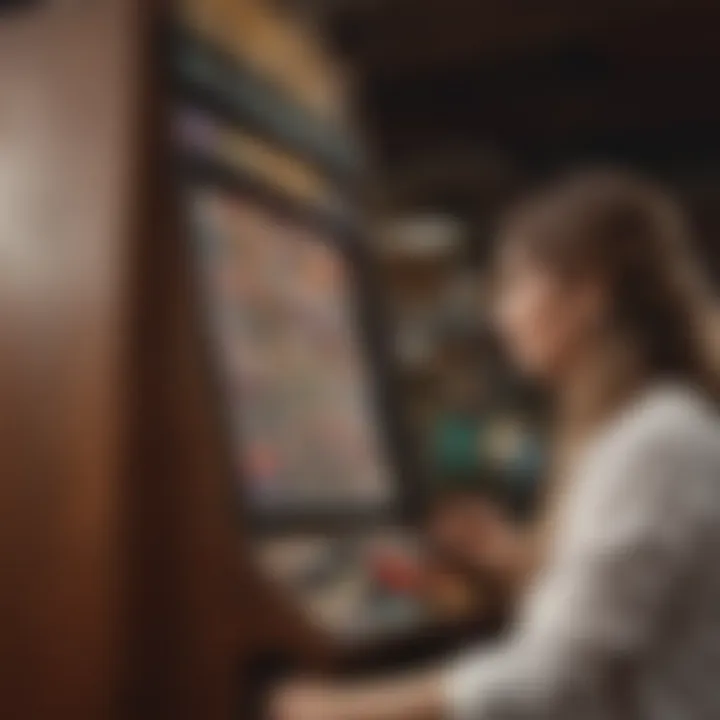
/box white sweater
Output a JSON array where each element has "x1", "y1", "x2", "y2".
[{"x1": 445, "y1": 384, "x2": 720, "y2": 720}]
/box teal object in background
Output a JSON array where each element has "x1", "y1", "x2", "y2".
[
  {"x1": 430, "y1": 413, "x2": 544, "y2": 515},
  {"x1": 431, "y1": 414, "x2": 483, "y2": 478}
]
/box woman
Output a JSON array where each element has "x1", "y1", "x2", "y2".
[{"x1": 274, "y1": 169, "x2": 720, "y2": 720}]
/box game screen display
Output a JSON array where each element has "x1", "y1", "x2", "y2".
[{"x1": 189, "y1": 188, "x2": 396, "y2": 517}]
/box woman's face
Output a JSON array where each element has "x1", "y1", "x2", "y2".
[{"x1": 492, "y1": 239, "x2": 604, "y2": 383}]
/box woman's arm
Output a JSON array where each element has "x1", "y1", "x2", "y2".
[
  {"x1": 273, "y1": 672, "x2": 444, "y2": 720},
  {"x1": 275, "y1": 413, "x2": 709, "y2": 720},
  {"x1": 443, "y1": 417, "x2": 708, "y2": 720}
]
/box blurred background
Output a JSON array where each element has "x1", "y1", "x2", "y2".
[
  {"x1": 1, "y1": 1, "x2": 720, "y2": 718},
  {"x1": 289, "y1": 0, "x2": 720, "y2": 503}
]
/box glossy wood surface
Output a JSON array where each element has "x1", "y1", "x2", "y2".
[{"x1": 0, "y1": 1, "x2": 140, "y2": 717}]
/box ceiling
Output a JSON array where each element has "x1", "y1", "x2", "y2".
[{"x1": 324, "y1": 1, "x2": 720, "y2": 176}]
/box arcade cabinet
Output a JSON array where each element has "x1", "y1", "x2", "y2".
[
  {"x1": 164, "y1": 1, "x2": 500, "y2": 715},
  {"x1": 170, "y1": 0, "x2": 498, "y2": 710}
]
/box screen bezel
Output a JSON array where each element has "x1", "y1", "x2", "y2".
[{"x1": 179, "y1": 152, "x2": 424, "y2": 536}]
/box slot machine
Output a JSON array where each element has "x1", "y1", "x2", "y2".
[{"x1": 0, "y1": 1, "x2": 494, "y2": 718}]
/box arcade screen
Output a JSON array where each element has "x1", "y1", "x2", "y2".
[{"x1": 189, "y1": 188, "x2": 396, "y2": 519}]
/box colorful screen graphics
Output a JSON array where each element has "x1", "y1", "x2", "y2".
[{"x1": 190, "y1": 189, "x2": 395, "y2": 517}]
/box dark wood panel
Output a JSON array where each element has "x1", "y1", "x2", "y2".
[{"x1": 0, "y1": 1, "x2": 141, "y2": 717}]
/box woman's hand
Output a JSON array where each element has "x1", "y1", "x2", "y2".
[
  {"x1": 271, "y1": 673, "x2": 444, "y2": 720},
  {"x1": 272, "y1": 681, "x2": 348, "y2": 720},
  {"x1": 427, "y1": 494, "x2": 535, "y2": 597}
]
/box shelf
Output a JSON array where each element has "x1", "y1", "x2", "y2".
[
  {"x1": 172, "y1": 26, "x2": 364, "y2": 183},
  {"x1": 179, "y1": 151, "x2": 362, "y2": 242}
]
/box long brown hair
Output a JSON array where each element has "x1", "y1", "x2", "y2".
[
  {"x1": 499, "y1": 169, "x2": 719, "y2": 572},
  {"x1": 501, "y1": 168, "x2": 718, "y2": 404}
]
